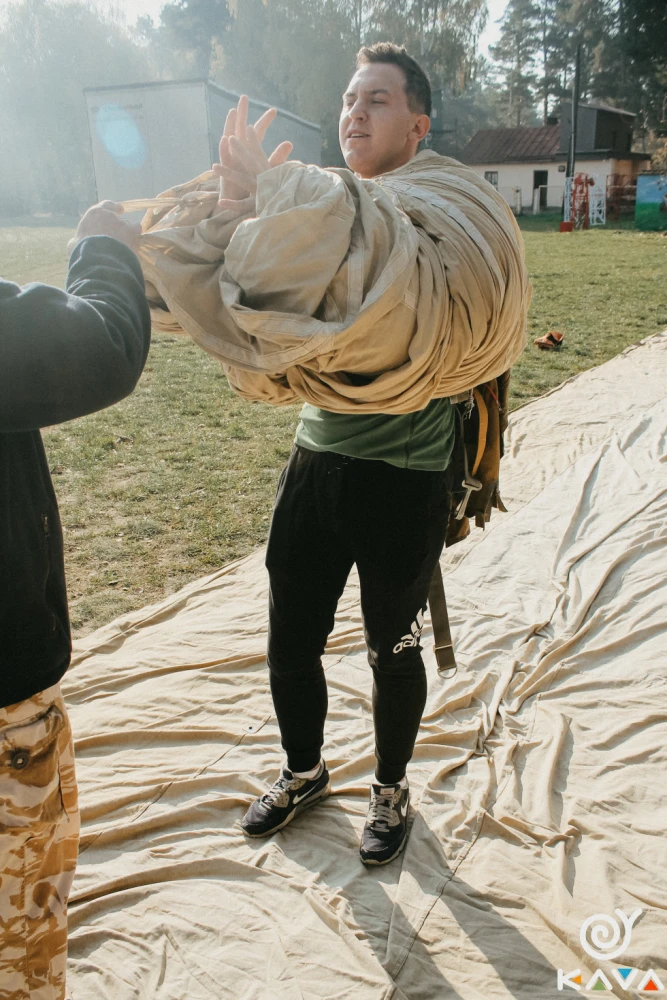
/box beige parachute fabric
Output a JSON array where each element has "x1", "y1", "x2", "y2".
[{"x1": 128, "y1": 150, "x2": 531, "y2": 413}]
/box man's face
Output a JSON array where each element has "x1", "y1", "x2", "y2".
[{"x1": 339, "y1": 62, "x2": 430, "y2": 179}]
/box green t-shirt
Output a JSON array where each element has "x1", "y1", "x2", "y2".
[{"x1": 294, "y1": 397, "x2": 455, "y2": 471}]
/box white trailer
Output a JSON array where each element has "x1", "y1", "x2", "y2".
[{"x1": 84, "y1": 79, "x2": 321, "y2": 203}]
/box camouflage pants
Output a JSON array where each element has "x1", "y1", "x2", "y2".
[{"x1": 0, "y1": 684, "x2": 79, "y2": 1000}]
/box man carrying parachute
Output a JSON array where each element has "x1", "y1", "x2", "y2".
[{"x1": 129, "y1": 42, "x2": 530, "y2": 866}]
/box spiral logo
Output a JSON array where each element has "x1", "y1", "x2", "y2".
[{"x1": 580, "y1": 908, "x2": 643, "y2": 961}]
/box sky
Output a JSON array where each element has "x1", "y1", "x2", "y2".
[
  {"x1": 95, "y1": 0, "x2": 508, "y2": 59},
  {"x1": 0, "y1": 0, "x2": 507, "y2": 60},
  {"x1": 480, "y1": 0, "x2": 507, "y2": 58},
  {"x1": 98, "y1": 0, "x2": 165, "y2": 21}
]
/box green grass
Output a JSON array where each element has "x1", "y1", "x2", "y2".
[
  {"x1": 516, "y1": 211, "x2": 638, "y2": 231},
  {"x1": 1, "y1": 221, "x2": 666, "y2": 634},
  {"x1": 515, "y1": 211, "x2": 564, "y2": 231},
  {"x1": 1, "y1": 225, "x2": 78, "y2": 286},
  {"x1": 512, "y1": 222, "x2": 667, "y2": 403}
]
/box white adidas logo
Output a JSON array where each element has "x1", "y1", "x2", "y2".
[{"x1": 393, "y1": 609, "x2": 425, "y2": 654}]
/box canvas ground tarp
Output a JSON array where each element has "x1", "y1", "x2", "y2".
[{"x1": 64, "y1": 332, "x2": 667, "y2": 999}]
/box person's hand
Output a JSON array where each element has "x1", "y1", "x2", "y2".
[
  {"x1": 212, "y1": 95, "x2": 293, "y2": 213},
  {"x1": 214, "y1": 99, "x2": 255, "y2": 206},
  {"x1": 69, "y1": 202, "x2": 141, "y2": 253}
]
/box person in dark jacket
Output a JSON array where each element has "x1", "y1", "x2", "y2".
[{"x1": 0, "y1": 202, "x2": 151, "y2": 1000}]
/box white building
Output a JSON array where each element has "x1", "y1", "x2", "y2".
[
  {"x1": 460, "y1": 104, "x2": 651, "y2": 213},
  {"x1": 84, "y1": 79, "x2": 321, "y2": 205}
]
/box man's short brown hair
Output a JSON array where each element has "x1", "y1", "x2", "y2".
[{"x1": 356, "y1": 42, "x2": 432, "y2": 117}]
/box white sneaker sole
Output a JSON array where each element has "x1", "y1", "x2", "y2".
[{"x1": 242, "y1": 781, "x2": 331, "y2": 838}]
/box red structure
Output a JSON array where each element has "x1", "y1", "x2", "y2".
[{"x1": 571, "y1": 173, "x2": 592, "y2": 229}]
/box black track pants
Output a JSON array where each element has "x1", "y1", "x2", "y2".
[{"x1": 265, "y1": 445, "x2": 452, "y2": 785}]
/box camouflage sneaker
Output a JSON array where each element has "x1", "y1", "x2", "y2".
[
  {"x1": 241, "y1": 763, "x2": 330, "y2": 837},
  {"x1": 359, "y1": 781, "x2": 410, "y2": 865}
]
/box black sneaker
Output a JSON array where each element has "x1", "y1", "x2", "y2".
[
  {"x1": 359, "y1": 781, "x2": 410, "y2": 865},
  {"x1": 241, "y1": 763, "x2": 330, "y2": 837}
]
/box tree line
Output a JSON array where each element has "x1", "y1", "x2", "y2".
[
  {"x1": 0, "y1": 0, "x2": 663, "y2": 216},
  {"x1": 490, "y1": 0, "x2": 666, "y2": 136}
]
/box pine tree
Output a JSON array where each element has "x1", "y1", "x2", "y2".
[
  {"x1": 369, "y1": 0, "x2": 488, "y2": 94},
  {"x1": 534, "y1": 0, "x2": 564, "y2": 122},
  {"x1": 490, "y1": 0, "x2": 540, "y2": 126},
  {"x1": 565, "y1": 0, "x2": 616, "y2": 99},
  {"x1": 159, "y1": 0, "x2": 231, "y2": 77},
  {"x1": 616, "y1": 0, "x2": 666, "y2": 130}
]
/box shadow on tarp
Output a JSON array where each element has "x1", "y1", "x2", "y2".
[{"x1": 277, "y1": 792, "x2": 564, "y2": 1000}]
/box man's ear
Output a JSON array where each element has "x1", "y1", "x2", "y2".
[{"x1": 412, "y1": 114, "x2": 431, "y2": 143}]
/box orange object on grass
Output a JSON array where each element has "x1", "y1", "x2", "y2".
[{"x1": 534, "y1": 331, "x2": 564, "y2": 350}]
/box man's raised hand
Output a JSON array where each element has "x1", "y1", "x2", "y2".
[{"x1": 212, "y1": 95, "x2": 293, "y2": 213}]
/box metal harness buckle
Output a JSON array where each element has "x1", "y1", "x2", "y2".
[{"x1": 454, "y1": 474, "x2": 482, "y2": 520}]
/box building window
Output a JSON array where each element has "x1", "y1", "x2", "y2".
[{"x1": 484, "y1": 171, "x2": 498, "y2": 188}]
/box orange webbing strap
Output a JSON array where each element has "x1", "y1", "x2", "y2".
[{"x1": 472, "y1": 388, "x2": 489, "y2": 476}]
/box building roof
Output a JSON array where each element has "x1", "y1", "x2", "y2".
[
  {"x1": 573, "y1": 150, "x2": 652, "y2": 161},
  {"x1": 578, "y1": 101, "x2": 635, "y2": 117},
  {"x1": 460, "y1": 125, "x2": 562, "y2": 164},
  {"x1": 83, "y1": 78, "x2": 320, "y2": 132}
]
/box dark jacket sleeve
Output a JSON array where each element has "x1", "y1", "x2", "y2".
[{"x1": 0, "y1": 235, "x2": 151, "y2": 432}]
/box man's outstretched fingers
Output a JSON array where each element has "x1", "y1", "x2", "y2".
[
  {"x1": 219, "y1": 110, "x2": 236, "y2": 162},
  {"x1": 268, "y1": 141, "x2": 293, "y2": 167},
  {"x1": 219, "y1": 136, "x2": 237, "y2": 170},
  {"x1": 236, "y1": 95, "x2": 249, "y2": 142},
  {"x1": 217, "y1": 125, "x2": 250, "y2": 201},
  {"x1": 216, "y1": 196, "x2": 256, "y2": 213},
  {"x1": 229, "y1": 132, "x2": 268, "y2": 173},
  {"x1": 253, "y1": 107, "x2": 277, "y2": 143},
  {"x1": 224, "y1": 106, "x2": 237, "y2": 137},
  {"x1": 245, "y1": 124, "x2": 265, "y2": 157},
  {"x1": 214, "y1": 163, "x2": 257, "y2": 194}
]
